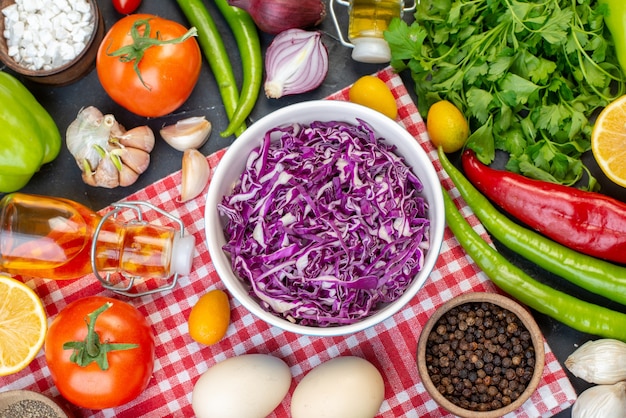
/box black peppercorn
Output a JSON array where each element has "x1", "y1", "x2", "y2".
[
  {"x1": 423, "y1": 301, "x2": 536, "y2": 412},
  {"x1": 440, "y1": 357, "x2": 450, "y2": 368},
  {"x1": 502, "y1": 357, "x2": 512, "y2": 368},
  {"x1": 0, "y1": 399, "x2": 62, "y2": 418}
]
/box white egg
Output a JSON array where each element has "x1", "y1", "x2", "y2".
[
  {"x1": 192, "y1": 354, "x2": 292, "y2": 418},
  {"x1": 291, "y1": 356, "x2": 385, "y2": 418}
]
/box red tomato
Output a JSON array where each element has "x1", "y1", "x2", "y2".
[
  {"x1": 96, "y1": 14, "x2": 202, "y2": 117},
  {"x1": 113, "y1": 0, "x2": 141, "y2": 14},
  {"x1": 44, "y1": 296, "x2": 155, "y2": 410}
]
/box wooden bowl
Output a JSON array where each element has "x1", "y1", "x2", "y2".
[
  {"x1": 0, "y1": 389, "x2": 74, "y2": 417},
  {"x1": 0, "y1": 0, "x2": 104, "y2": 86},
  {"x1": 417, "y1": 292, "x2": 545, "y2": 418}
]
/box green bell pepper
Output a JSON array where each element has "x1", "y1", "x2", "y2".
[
  {"x1": 0, "y1": 71, "x2": 61, "y2": 192},
  {"x1": 601, "y1": 0, "x2": 626, "y2": 74}
]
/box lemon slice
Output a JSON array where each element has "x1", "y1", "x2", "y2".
[
  {"x1": 0, "y1": 275, "x2": 47, "y2": 376},
  {"x1": 591, "y1": 95, "x2": 626, "y2": 188}
]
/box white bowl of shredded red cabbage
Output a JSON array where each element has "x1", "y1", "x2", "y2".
[{"x1": 205, "y1": 100, "x2": 445, "y2": 336}]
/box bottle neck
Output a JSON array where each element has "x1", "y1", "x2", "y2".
[{"x1": 94, "y1": 221, "x2": 177, "y2": 280}]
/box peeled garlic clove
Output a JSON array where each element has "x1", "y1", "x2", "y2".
[
  {"x1": 179, "y1": 149, "x2": 210, "y2": 202},
  {"x1": 572, "y1": 382, "x2": 626, "y2": 418},
  {"x1": 161, "y1": 116, "x2": 212, "y2": 151},
  {"x1": 119, "y1": 125, "x2": 156, "y2": 152},
  {"x1": 565, "y1": 339, "x2": 626, "y2": 384}
]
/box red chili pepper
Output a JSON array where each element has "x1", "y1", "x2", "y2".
[{"x1": 461, "y1": 149, "x2": 626, "y2": 264}]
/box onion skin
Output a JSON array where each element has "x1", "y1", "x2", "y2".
[
  {"x1": 264, "y1": 29, "x2": 328, "y2": 99},
  {"x1": 228, "y1": 0, "x2": 326, "y2": 35}
]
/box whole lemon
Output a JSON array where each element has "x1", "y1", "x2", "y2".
[
  {"x1": 188, "y1": 289, "x2": 231, "y2": 346},
  {"x1": 427, "y1": 100, "x2": 470, "y2": 153},
  {"x1": 349, "y1": 75, "x2": 398, "y2": 119}
]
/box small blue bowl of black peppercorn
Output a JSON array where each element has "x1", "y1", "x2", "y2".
[{"x1": 417, "y1": 292, "x2": 545, "y2": 418}]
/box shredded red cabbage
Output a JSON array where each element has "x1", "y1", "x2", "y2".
[{"x1": 218, "y1": 120, "x2": 430, "y2": 327}]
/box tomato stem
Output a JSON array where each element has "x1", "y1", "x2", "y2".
[
  {"x1": 106, "y1": 18, "x2": 198, "y2": 90},
  {"x1": 63, "y1": 302, "x2": 139, "y2": 370}
]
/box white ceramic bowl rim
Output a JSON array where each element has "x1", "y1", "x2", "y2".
[{"x1": 205, "y1": 100, "x2": 445, "y2": 337}]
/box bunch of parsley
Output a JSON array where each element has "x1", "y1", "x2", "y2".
[{"x1": 385, "y1": 0, "x2": 625, "y2": 189}]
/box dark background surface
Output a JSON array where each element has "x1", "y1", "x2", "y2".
[{"x1": 3, "y1": 0, "x2": 626, "y2": 416}]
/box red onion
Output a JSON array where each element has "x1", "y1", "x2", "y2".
[
  {"x1": 228, "y1": 0, "x2": 326, "y2": 35},
  {"x1": 264, "y1": 29, "x2": 329, "y2": 99}
]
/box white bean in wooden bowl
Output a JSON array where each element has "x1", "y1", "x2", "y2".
[{"x1": 0, "y1": 0, "x2": 104, "y2": 85}]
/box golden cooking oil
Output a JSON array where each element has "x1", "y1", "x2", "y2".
[{"x1": 348, "y1": 0, "x2": 403, "y2": 40}]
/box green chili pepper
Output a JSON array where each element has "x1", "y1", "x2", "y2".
[
  {"x1": 176, "y1": 0, "x2": 245, "y2": 136},
  {"x1": 0, "y1": 71, "x2": 61, "y2": 193},
  {"x1": 600, "y1": 0, "x2": 626, "y2": 74},
  {"x1": 441, "y1": 184, "x2": 626, "y2": 342},
  {"x1": 214, "y1": 0, "x2": 262, "y2": 138},
  {"x1": 438, "y1": 147, "x2": 626, "y2": 306}
]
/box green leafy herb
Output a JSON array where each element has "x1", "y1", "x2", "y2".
[{"x1": 385, "y1": 0, "x2": 624, "y2": 189}]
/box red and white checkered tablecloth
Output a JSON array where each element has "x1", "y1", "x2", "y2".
[{"x1": 2, "y1": 67, "x2": 577, "y2": 417}]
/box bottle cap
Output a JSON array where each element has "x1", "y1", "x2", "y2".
[
  {"x1": 171, "y1": 234, "x2": 195, "y2": 276},
  {"x1": 351, "y1": 38, "x2": 392, "y2": 64}
]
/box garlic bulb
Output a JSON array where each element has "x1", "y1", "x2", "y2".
[
  {"x1": 565, "y1": 339, "x2": 626, "y2": 384},
  {"x1": 264, "y1": 29, "x2": 328, "y2": 99},
  {"x1": 179, "y1": 149, "x2": 210, "y2": 202},
  {"x1": 160, "y1": 116, "x2": 212, "y2": 151},
  {"x1": 66, "y1": 106, "x2": 155, "y2": 188},
  {"x1": 572, "y1": 382, "x2": 626, "y2": 418}
]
